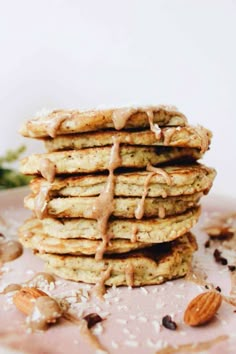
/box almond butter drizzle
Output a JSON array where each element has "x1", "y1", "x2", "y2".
[
  {"x1": 26, "y1": 296, "x2": 62, "y2": 331},
  {"x1": 79, "y1": 318, "x2": 107, "y2": 352},
  {"x1": 85, "y1": 137, "x2": 121, "y2": 261},
  {"x1": 131, "y1": 225, "x2": 138, "y2": 243},
  {"x1": 111, "y1": 105, "x2": 186, "y2": 131},
  {"x1": 34, "y1": 183, "x2": 51, "y2": 219},
  {"x1": 46, "y1": 113, "x2": 70, "y2": 138},
  {"x1": 93, "y1": 265, "x2": 112, "y2": 300},
  {"x1": 0, "y1": 240, "x2": 23, "y2": 263},
  {"x1": 26, "y1": 272, "x2": 56, "y2": 287},
  {"x1": 158, "y1": 206, "x2": 166, "y2": 219},
  {"x1": 146, "y1": 163, "x2": 172, "y2": 185},
  {"x1": 125, "y1": 263, "x2": 134, "y2": 287},
  {"x1": 111, "y1": 107, "x2": 137, "y2": 130},
  {"x1": 146, "y1": 109, "x2": 162, "y2": 139},
  {"x1": 163, "y1": 127, "x2": 176, "y2": 145},
  {"x1": 39, "y1": 158, "x2": 56, "y2": 183},
  {"x1": 135, "y1": 172, "x2": 155, "y2": 219},
  {"x1": 1, "y1": 283, "x2": 22, "y2": 294}
]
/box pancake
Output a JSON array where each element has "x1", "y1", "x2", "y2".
[
  {"x1": 19, "y1": 105, "x2": 187, "y2": 138},
  {"x1": 32, "y1": 206, "x2": 201, "y2": 242},
  {"x1": 29, "y1": 164, "x2": 216, "y2": 198},
  {"x1": 24, "y1": 192, "x2": 202, "y2": 219},
  {"x1": 44, "y1": 126, "x2": 211, "y2": 153},
  {"x1": 20, "y1": 146, "x2": 202, "y2": 176},
  {"x1": 38, "y1": 233, "x2": 197, "y2": 286},
  {"x1": 19, "y1": 218, "x2": 154, "y2": 255}
]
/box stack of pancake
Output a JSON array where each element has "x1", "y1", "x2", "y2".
[{"x1": 19, "y1": 106, "x2": 216, "y2": 287}]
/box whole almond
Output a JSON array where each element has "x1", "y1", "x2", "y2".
[
  {"x1": 184, "y1": 291, "x2": 222, "y2": 326},
  {"x1": 13, "y1": 287, "x2": 48, "y2": 315}
]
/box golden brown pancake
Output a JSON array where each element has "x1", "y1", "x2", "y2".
[
  {"x1": 19, "y1": 105, "x2": 187, "y2": 138},
  {"x1": 44, "y1": 125, "x2": 211, "y2": 153},
  {"x1": 23, "y1": 206, "x2": 201, "y2": 242},
  {"x1": 24, "y1": 192, "x2": 202, "y2": 219},
  {"x1": 29, "y1": 164, "x2": 216, "y2": 198},
  {"x1": 20, "y1": 146, "x2": 202, "y2": 176},
  {"x1": 38, "y1": 233, "x2": 197, "y2": 286}
]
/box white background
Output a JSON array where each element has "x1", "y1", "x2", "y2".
[{"x1": 0, "y1": 0, "x2": 235, "y2": 196}]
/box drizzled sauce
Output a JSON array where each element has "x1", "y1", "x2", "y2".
[
  {"x1": 0, "y1": 240, "x2": 23, "y2": 263},
  {"x1": 163, "y1": 127, "x2": 176, "y2": 145},
  {"x1": 125, "y1": 264, "x2": 134, "y2": 287},
  {"x1": 111, "y1": 105, "x2": 186, "y2": 131},
  {"x1": 135, "y1": 165, "x2": 171, "y2": 220},
  {"x1": 1, "y1": 284, "x2": 22, "y2": 294},
  {"x1": 111, "y1": 108, "x2": 137, "y2": 130},
  {"x1": 34, "y1": 184, "x2": 50, "y2": 219},
  {"x1": 135, "y1": 173, "x2": 155, "y2": 219},
  {"x1": 26, "y1": 296, "x2": 62, "y2": 331},
  {"x1": 146, "y1": 110, "x2": 162, "y2": 139},
  {"x1": 146, "y1": 164, "x2": 172, "y2": 185},
  {"x1": 27, "y1": 272, "x2": 56, "y2": 287},
  {"x1": 46, "y1": 113, "x2": 70, "y2": 138},
  {"x1": 39, "y1": 158, "x2": 56, "y2": 183},
  {"x1": 79, "y1": 319, "x2": 107, "y2": 352},
  {"x1": 131, "y1": 225, "x2": 138, "y2": 243},
  {"x1": 93, "y1": 266, "x2": 112, "y2": 300},
  {"x1": 158, "y1": 206, "x2": 166, "y2": 219},
  {"x1": 85, "y1": 137, "x2": 121, "y2": 260}
]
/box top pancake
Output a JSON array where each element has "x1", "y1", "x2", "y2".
[
  {"x1": 44, "y1": 126, "x2": 211, "y2": 153},
  {"x1": 19, "y1": 105, "x2": 187, "y2": 138}
]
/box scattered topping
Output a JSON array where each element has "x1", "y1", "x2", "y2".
[
  {"x1": 184, "y1": 291, "x2": 222, "y2": 326},
  {"x1": 215, "y1": 286, "x2": 221, "y2": 293},
  {"x1": 213, "y1": 249, "x2": 228, "y2": 265},
  {"x1": 204, "y1": 239, "x2": 210, "y2": 248},
  {"x1": 228, "y1": 265, "x2": 236, "y2": 272},
  {"x1": 205, "y1": 226, "x2": 234, "y2": 240},
  {"x1": 27, "y1": 272, "x2": 56, "y2": 288},
  {"x1": 83, "y1": 313, "x2": 103, "y2": 329},
  {"x1": 13, "y1": 287, "x2": 62, "y2": 331},
  {"x1": 162, "y1": 315, "x2": 177, "y2": 330}
]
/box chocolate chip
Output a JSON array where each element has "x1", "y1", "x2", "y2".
[
  {"x1": 0, "y1": 233, "x2": 5, "y2": 240},
  {"x1": 215, "y1": 286, "x2": 221, "y2": 292},
  {"x1": 205, "y1": 285, "x2": 209, "y2": 289},
  {"x1": 83, "y1": 313, "x2": 103, "y2": 329},
  {"x1": 162, "y1": 315, "x2": 177, "y2": 330},
  {"x1": 213, "y1": 249, "x2": 221, "y2": 261},
  {"x1": 213, "y1": 249, "x2": 228, "y2": 266},
  {"x1": 204, "y1": 240, "x2": 210, "y2": 248},
  {"x1": 228, "y1": 265, "x2": 236, "y2": 272},
  {"x1": 220, "y1": 257, "x2": 228, "y2": 265}
]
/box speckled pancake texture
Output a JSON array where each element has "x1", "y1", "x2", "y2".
[
  {"x1": 38, "y1": 233, "x2": 197, "y2": 286},
  {"x1": 29, "y1": 164, "x2": 216, "y2": 198},
  {"x1": 19, "y1": 105, "x2": 187, "y2": 138},
  {"x1": 25, "y1": 206, "x2": 201, "y2": 242},
  {"x1": 44, "y1": 125, "x2": 211, "y2": 152}
]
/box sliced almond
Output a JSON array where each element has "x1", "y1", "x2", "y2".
[
  {"x1": 13, "y1": 287, "x2": 47, "y2": 315},
  {"x1": 184, "y1": 291, "x2": 222, "y2": 326}
]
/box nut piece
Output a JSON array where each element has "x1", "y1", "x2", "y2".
[
  {"x1": 13, "y1": 287, "x2": 47, "y2": 315},
  {"x1": 184, "y1": 291, "x2": 222, "y2": 326}
]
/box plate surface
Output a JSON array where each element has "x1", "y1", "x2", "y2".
[{"x1": 0, "y1": 188, "x2": 236, "y2": 354}]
